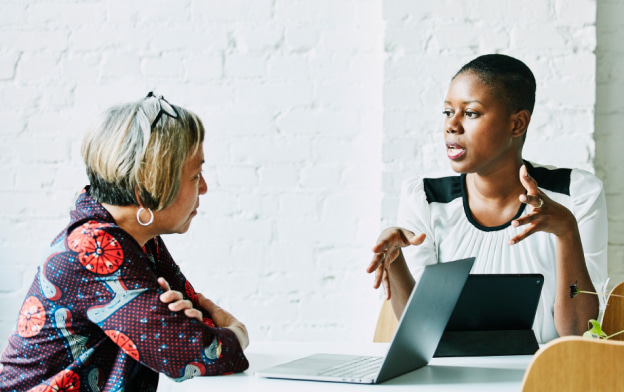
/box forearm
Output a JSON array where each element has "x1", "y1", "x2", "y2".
[
  {"x1": 388, "y1": 250, "x2": 416, "y2": 319},
  {"x1": 553, "y1": 228, "x2": 599, "y2": 336}
]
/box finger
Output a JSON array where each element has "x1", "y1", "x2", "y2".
[
  {"x1": 519, "y1": 165, "x2": 539, "y2": 195},
  {"x1": 372, "y1": 239, "x2": 390, "y2": 254},
  {"x1": 519, "y1": 193, "x2": 543, "y2": 209},
  {"x1": 157, "y1": 277, "x2": 171, "y2": 291},
  {"x1": 373, "y1": 263, "x2": 384, "y2": 289},
  {"x1": 168, "y1": 299, "x2": 193, "y2": 312},
  {"x1": 366, "y1": 252, "x2": 385, "y2": 274},
  {"x1": 382, "y1": 268, "x2": 391, "y2": 300},
  {"x1": 408, "y1": 233, "x2": 426, "y2": 246},
  {"x1": 511, "y1": 213, "x2": 537, "y2": 228},
  {"x1": 160, "y1": 289, "x2": 183, "y2": 303},
  {"x1": 509, "y1": 224, "x2": 538, "y2": 245},
  {"x1": 184, "y1": 308, "x2": 203, "y2": 322}
]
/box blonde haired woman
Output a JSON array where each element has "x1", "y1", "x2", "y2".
[{"x1": 0, "y1": 93, "x2": 249, "y2": 391}]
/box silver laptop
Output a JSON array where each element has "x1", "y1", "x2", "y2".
[{"x1": 255, "y1": 257, "x2": 475, "y2": 384}]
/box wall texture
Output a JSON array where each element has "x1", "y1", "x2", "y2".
[{"x1": 0, "y1": 0, "x2": 622, "y2": 352}]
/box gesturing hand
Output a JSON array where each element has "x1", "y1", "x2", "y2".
[
  {"x1": 509, "y1": 165, "x2": 577, "y2": 245},
  {"x1": 366, "y1": 227, "x2": 426, "y2": 300},
  {"x1": 158, "y1": 277, "x2": 203, "y2": 322}
]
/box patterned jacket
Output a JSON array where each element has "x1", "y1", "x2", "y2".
[{"x1": 0, "y1": 187, "x2": 249, "y2": 391}]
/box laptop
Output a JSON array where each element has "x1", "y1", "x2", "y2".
[
  {"x1": 434, "y1": 273, "x2": 544, "y2": 357},
  {"x1": 255, "y1": 257, "x2": 475, "y2": 384}
]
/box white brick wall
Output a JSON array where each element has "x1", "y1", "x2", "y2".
[{"x1": 0, "y1": 0, "x2": 622, "y2": 355}]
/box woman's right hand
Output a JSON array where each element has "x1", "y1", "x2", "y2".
[
  {"x1": 366, "y1": 227, "x2": 426, "y2": 299},
  {"x1": 197, "y1": 294, "x2": 249, "y2": 350}
]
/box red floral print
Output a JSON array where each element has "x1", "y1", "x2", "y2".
[{"x1": 18, "y1": 296, "x2": 46, "y2": 338}]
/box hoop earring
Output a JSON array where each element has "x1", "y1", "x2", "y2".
[{"x1": 136, "y1": 207, "x2": 154, "y2": 226}]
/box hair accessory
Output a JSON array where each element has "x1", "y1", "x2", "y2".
[
  {"x1": 136, "y1": 207, "x2": 154, "y2": 226},
  {"x1": 145, "y1": 91, "x2": 179, "y2": 131}
]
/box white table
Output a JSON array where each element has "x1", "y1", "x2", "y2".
[{"x1": 158, "y1": 341, "x2": 532, "y2": 391}]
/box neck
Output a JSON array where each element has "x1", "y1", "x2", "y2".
[
  {"x1": 101, "y1": 203, "x2": 155, "y2": 247},
  {"x1": 464, "y1": 157, "x2": 526, "y2": 227},
  {"x1": 467, "y1": 158, "x2": 525, "y2": 201}
]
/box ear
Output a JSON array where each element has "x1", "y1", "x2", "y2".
[
  {"x1": 134, "y1": 187, "x2": 145, "y2": 208},
  {"x1": 510, "y1": 110, "x2": 531, "y2": 139}
]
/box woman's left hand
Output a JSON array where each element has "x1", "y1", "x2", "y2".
[
  {"x1": 509, "y1": 165, "x2": 577, "y2": 245},
  {"x1": 158, "y1": 277, "x2": 203, "y2": 322}
]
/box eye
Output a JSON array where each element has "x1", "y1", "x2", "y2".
[
  {"x1": 442, "y1": 109, "x2": 453, "y2": 118},
  {"x1": 464, "y1": 110, "x2": 479, "y2": 118}
]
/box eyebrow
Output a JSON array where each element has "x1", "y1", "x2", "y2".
[{"x1": 444, "y1": 99, "x2": 484, "y2": 105}]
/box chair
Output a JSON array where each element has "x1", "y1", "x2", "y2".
[
  {"x1": 600, "y1": 280, "x2": 624, "y2": 340},
  {"x1": 373, "y1": 299, "x2": 398, "y2": 342},
  {"x1": 521, "y1": 335, "x2": 624, "y2": 391}
]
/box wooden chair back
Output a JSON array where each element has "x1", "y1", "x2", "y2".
[
  {"x1": 601, "y1": 280, "x2": 624, "y2": 340},
  {"x1": 373, "y1": 299, "x2": 398, "y2": 342},
  {"x1": 521, "y1": 336, "x2": 624, "y2": 391}
]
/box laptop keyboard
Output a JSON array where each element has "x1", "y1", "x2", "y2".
[{"x1": 317, "y1": 356, "x2": 383, "y2": 379}]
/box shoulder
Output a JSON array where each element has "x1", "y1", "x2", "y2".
[
  {"x1": 526, "y1": 161, "x2": 603, "y2": 197},
  {"x1": 401, "y1": 174, "x2": 463, "y2": 205}
]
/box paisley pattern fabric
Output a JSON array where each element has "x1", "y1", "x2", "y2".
[{"x1": 0, "y1": 187, "x2": 249, "y2": 391}]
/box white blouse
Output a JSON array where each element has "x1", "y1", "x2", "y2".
[{"x1": 398, "y1": 161, "x2": 609, "y2": 343}]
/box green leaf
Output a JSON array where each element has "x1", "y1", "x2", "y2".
[{"x1": 585, "y1": 319, "x2": 607, "y2": 339}]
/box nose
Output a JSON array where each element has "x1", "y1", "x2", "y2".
[
  {"x1": 199, "y1": 173, "x2": 208, "y2": 195},
  {"x1": 445, "y1": 113, "x2": 462, "y2": 134}
]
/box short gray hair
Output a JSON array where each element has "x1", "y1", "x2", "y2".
[{"x1": 81, "y1": 94, "x2": 204, "y2": 211}]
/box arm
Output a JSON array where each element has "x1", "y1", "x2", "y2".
[
  {"x1": 510, "y1": 165, "x2": 602, "y2": 336},
  {"x1": 158, "y1": 278, "x2": 249, "y2": 350},
  {"x1": 84, "y1": 229, "x2": 248, "y2": 379}
]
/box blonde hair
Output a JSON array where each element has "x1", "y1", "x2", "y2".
[{"x1": 81, "y1": 95, "x2": 204, "y2": 211}]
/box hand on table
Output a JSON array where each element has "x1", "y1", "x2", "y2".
[{"x1": 366, "y1": 227, "x2": 426, "y2": 300}]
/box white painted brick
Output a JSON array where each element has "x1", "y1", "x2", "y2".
[
  {"x1": 70, "y1": 28, "x2": 151, "y2": 52},
  {"x1": 16, "y1": 53, "x2": 59, "y2": 82},
  {"x1": 233, "y1": 25, "x2": 284, "y2": 53},
  {"x1": 308, "y1": 54, "x2": 351, "y2": 78},
  {"x1": 555, "y1": 0, "x2": 596, "y2": 26},
  {"x1": 225, "y1": 54, "x2": 268, "y2": 78},
  {"x1": 216, "y1": 166, "x2": 259, "y2": 187},
  {"x1": 231, "y1": 138, "x2": 312, "y2": 163},
  {"x1": 0, "y1": 112, "x2": 25, "y2": 136},
  {"x1": 268, "y1": 55, "x2": 308, "y2": 80},
  {"x1": 185, "y1": 54, "x2": 223, "y2": 80},
  {"x1": 276, "y1": 109, "x2": 359, "y2": 136},
  {"x1": 258, "y1": 166, "x2": 299, "y2": 189},
  {"x1": 275, "y1": 0, "x2": 356, "y2": 25},
  {"x1": 0, "y1": 51, "x2": 19, "y2": 80},
  {"x1": 278, "y1": 193, "x2": 319, "y2": 217},
  {"x1": 322, "y1": 26, "x2": 383, "y2": 52},
  {"x1": 284, "y1": 27, "x2": 321, "y2": 52},
  {"x1": 203, "y1": 111, "x2": 274, "y2": 136},
  {"x1": 29, "y1": 2, "x2": 105, "y2": 26},
  {"x1": 60, "y1": 53, "x2": 101, "y2": 82},
  {"x1": 235, "y1": 81, "x2": 314, "y2": 108},
  {"x1": 299, "y1": 164, "x2": 344, "y2": 189},
  {"x1": 191, "y1": 0, "x2": 273, "y2": 22},
  {"x1": 0, "y1": 31, "x2": 68, "y2": 52},
  {"x1": 0, "y1": 3, "x2": 26, "y2": 27},
  {"x1": 510, "y1": 26, "x2": 567, "y2": 50},
  {"x1": 101, "y1": 52, "x2": 141, "y2": 80},
  {"x1": 107, "y1": 0, "x2": 189, "y2": 26},
  {"x1": 316, "y1": 80, "x2": 377, "y2": 109},
  {"x1": 143, "y1": 56, "x2": 185, "y2": 78}
]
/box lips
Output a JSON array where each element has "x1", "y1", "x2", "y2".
[{"x1": 446, "y1": 142, "x2": 466, "y2": 160}]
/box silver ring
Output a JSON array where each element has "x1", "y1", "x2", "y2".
[{"x1": 536, "y1": 198, "x2": 544, "y2": 209}]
